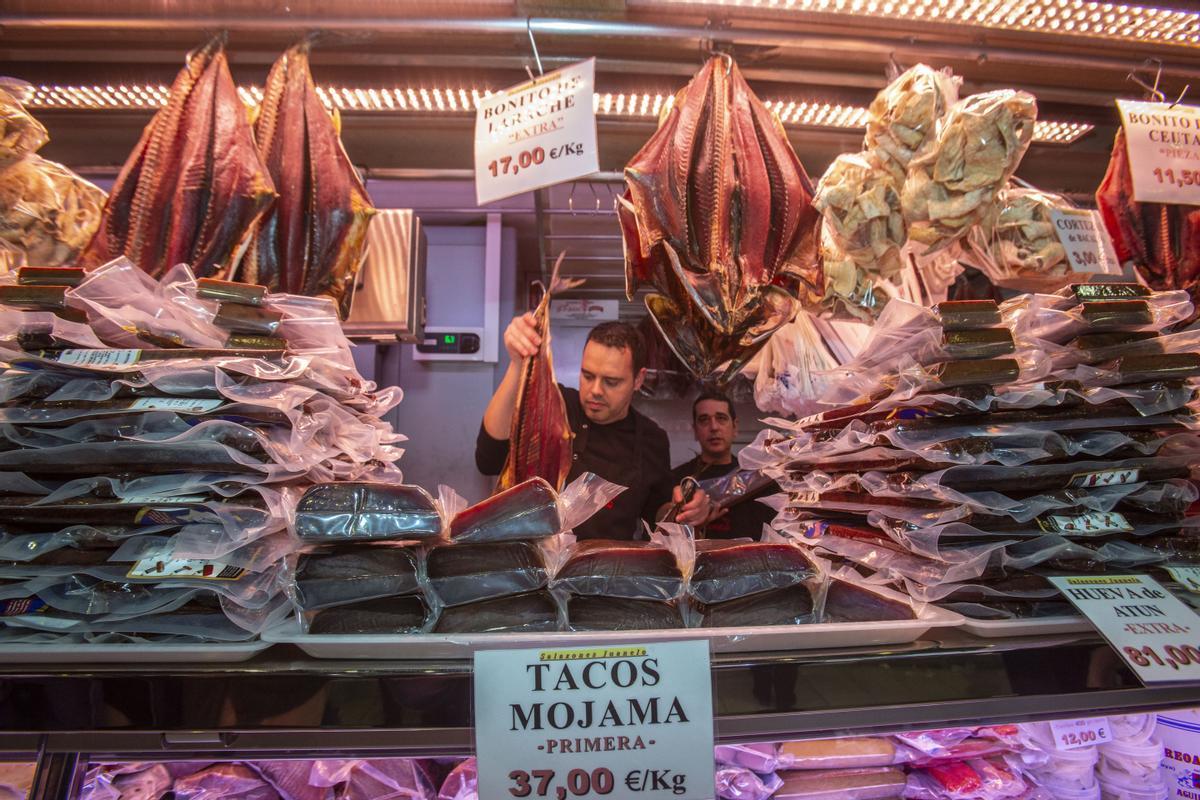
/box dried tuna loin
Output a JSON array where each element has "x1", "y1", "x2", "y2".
[
  {"x1": 620, "y1": 56, "x2": 820, "y2": 384},
  {"x1": 498, "y1": 253, "x2": 580, "y2": 492},
  {"x1": 80, "y1": 36, "x2": 276, "y2": 279},
  {"x1": 241, "y1": 41, "x2": 375, "y2": 317}
]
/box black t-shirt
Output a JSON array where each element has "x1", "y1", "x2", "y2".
[
  {"x1": 475, "y1": 386, "x2": 675, "y2": 540},
  {"x1": 670, "y1": 456, "x2": 779, "y2": 541}
]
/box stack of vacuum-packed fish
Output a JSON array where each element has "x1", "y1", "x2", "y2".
[
  {"x1": 747, "y1": 283, "x2": 1200, "y2": 622},
  {"x1": 0, "y1": 258, "x2": 402, "y2": 645},
  {"x1": 291, "y1": 470, "x2": 920, "y2": 636}
]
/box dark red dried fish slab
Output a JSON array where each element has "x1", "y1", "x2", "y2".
[
  {"x1": 498, "y1": 252, "x2": 580, "y2": 492},
  {"x1": 619, "y1": 56, "x2": 821, "y2": 384},
  {"x1": 241, "y1": 42, "x2": 375, "y2": 318},
  {"x1": 80, "y1": 37, "x2": 276, "y2": 280}
]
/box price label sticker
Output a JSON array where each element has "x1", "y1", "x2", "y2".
[
  {"x1": 1048, "y1": 208, "x2": 1121, "y2": 275},
  {"x1": 127, "y1": 397, "x2": 224, "y2": 413},
  {"x1": 1050, "y1": 717, "x2": 1112, "y2": 750},
  {"x1": 474, "y1": 59, "x2": 599, "y2": 205},
  {"x1": 1068, "y1": 467, "x2": 1140, "y2": 489},
  {"x1": 1116, "y1": 99, "x2": 1200, "y2": 205},
  {"x1": 1039, "y1": 511, "x2": 1133, "y2": 535},
  {"x1": 1049, "y1": 574, "x2": 1200, "y2": 684},
  {"x1": 127, "y1": 556, "x2": 244, "y2": 581},
  {"x1": 1166, "y1": 567, "x2": 1200, "y2": 594},
  {"x1": 474, "y1": 640, "x2": 715, "y2": 800},
  {"x1": 56, "y1": 349, "x2": 141, "y2": 368}
]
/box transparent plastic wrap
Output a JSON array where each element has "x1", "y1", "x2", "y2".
[
  {"x1": 793, "y1": 529, "x2": 1002, "y2": 588},
  {"x1": 172, "y1": 764, "x2": 280, "y2": 800},
  {"x1": 0, "y1": 81, "x2": 48, "y2": 168},
  {"x1": 439, "y1": 758, "x2": 478, "y2": 800},
  {"x1": 433, "y1": 590, "x2": 561, "y2": 634},
  {"x1": 106, "y1": 530, "x2": 292, "y2": 574},
  {"x1": 902, "y1": 757, "x2": 1031, "y2": 800},
  {"x1": 427, "y1": 539, "x2": 548, "y2": 607},
  {"x1": 902, "y1": 90, "x2": 1038, "y2": 252},
  {"x1": 774, "y1": 767, "x2": 907, "y2": 800},
  {"x1": 696, "y1": 583, "x2": 819, "y2": 628},
  {"x1": 744, "y1": 312, "x2": 844, "y2": 418},
  {"x1": 823, "y1": 570, "x2": 920, "y2": 622},
  {"x1": 0, "y1": 154, "x2": 105, "y2": 267},
  {"x1": 564, "y1": 595, "x2": 685, "y2": 631},
  {"x1": 450, "y1": 473, "x2": 624, "y2": 543},
  {"x1": 0, "y1": 308, "x2": 108, "y2": 351},
  {"x1": 715, "y1": 767, "x2": 782, "y2": 800},
  {"x1": 294, "y1": 543, "x2": 422, "y2": 611},
  {"x1": 551, "y1": 538, "x2": 684, "y2": 601},
  {"x1": 688, "y1": 540, "x2": 819, "y2": 604},
  {"x1": 1008, "y1": 291, "x2": 1194, "y2": 346},
  {"x1": 296, "y1": 483, "x2": 442, "y2": 543},
  {"x1": 815, "y1": 152, "x2": 906, "y2": 284},
  {"x1": 864, "y1": 64, "x2": 960, "y2": 181},
  {"x1": 308, "y1": 594, "x2": 431, "y2": 635},
  {"x1": 715, "y1": 744, "x2": 781, "y2": 773},
  {"x1": 778, "y1": 737, "x2": 909, "y2": 770}
]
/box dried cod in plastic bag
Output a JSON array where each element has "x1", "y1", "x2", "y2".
[
  {"x1": 0, "y1": 81, "x2": 47, "y2": 170},
  {"x1": 864, "y1": 64, "x2": 960, "y2": 182},
  {"x1": 0, "y1": 155, "x2": 106, "y2": 267},
  {"x1": 902, "y1": 90, "x2": 1037, "y2": 252},
  {"x1": 969, "y1": 186, "x2": 1070, "y2": 280}
]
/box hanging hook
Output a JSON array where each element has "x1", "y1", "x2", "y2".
[
  {"x1": 526, "y1": 17, "x2": 545, "y2": 78},
  {"x1": 1128, "y1": 58, "x2": 1167, "y2": 103},
  {"x1": 587, "y1": 181, "x2": 602, "y2": 211},
  {"x1": 1171, "y1": 83, "x2": 1191, "y2": 108},
  {"x1": 568, "y1": 181, "x2": 578, "y2": 216}
]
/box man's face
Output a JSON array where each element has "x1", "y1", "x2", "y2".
[
  {"x1": 693, "y1": 398, "x2": 736, "y2": 461},
  {"x1": 579, "y1": 342, "x2": 644, "y2": 424}
]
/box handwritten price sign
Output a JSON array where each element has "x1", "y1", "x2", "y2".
[
  {"x1": 474, "y1": 59, "x2": 599, "y2": 205},
  {"x1": 1049, "y1": 574, "x2": 1200, "y2": 684},
  {"x1": 474, "y1": 641, "x2": 715, "y2": 800},
  {"x1": 1116, "y1": 99, "x2": 1200, "y2": 205}
]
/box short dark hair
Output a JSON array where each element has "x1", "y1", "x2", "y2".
[
  {"x1": 693, "y1": 390, "x2": 735, "y2": 421},
  {"x1": 586, "y1": 321, "x2": 646, "y2": 374}
]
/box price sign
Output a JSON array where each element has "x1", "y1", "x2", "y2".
[
  {"x1": 1048, "y1": 208, "x2": 1121, "y2": 275},
  {"x1": 1116, "y1": 99, "x2": 1200, "y2": 205},
  {"x1": 473, "y1": 641, "x2": 715, "y2": 800},
  {"x1": 474, "y1": 59, "x2": 599, "y2": 205},
  {"x1": 1049, "y1": 574, "x2": 1200, "y2": 684},
  {"x1": 1050, "y1": 717, "x2": 1112, "y2": 750},
  {"x1": 1166, "y1": 567, "x2": 1200, "y2": 594}
]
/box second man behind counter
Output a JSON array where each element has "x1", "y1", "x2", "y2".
[{"x1": 476, "y1": 315, "x2": 714, "y2": 540}]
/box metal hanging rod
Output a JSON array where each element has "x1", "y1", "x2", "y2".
[{"x1": 2, "y1": 15, "x2": 1196, "y2": 78}]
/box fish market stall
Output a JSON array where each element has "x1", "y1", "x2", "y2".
[{"x1": 0, "y1": 2, "x2": 1199, "y2": 799}]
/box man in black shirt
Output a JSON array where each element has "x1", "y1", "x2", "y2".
[
  {"x1": 671, "y1": 391, "x2": 779, "y2": 540},
  {"x1": 475, "y1": 316, "x2": 714, "y2": 540}
]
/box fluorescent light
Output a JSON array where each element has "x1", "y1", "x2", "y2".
[
  {"x1": 643, "y1": 0, "x2": 1199, "y2": 48},
  {"x1": 23, "y1": 83, "x2": 1093, "y2": 143}
]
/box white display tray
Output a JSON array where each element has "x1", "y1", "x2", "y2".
[
  {"x1": 0, "y1": 640, "x2": 270, "y2": 664},
  {"x1": 960, "y1": 615, "x2": 1092, "y2": 638},
  {"x1": 263, "y1": 606, "x2": 964, "y2": 659}
]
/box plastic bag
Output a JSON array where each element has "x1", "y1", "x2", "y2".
[
  {"x1": 714, "y1": 744, "x2": 781, "y2": 773},
  {"x1": 439, "y1": 759, "x2": 478, "y2": 800},
  {"x1": 294, "y1": 544, "x2": 422, "y2": 611},
  {"x1": 0, "y1": 154, "x2": 106, "y2": 267},
  {"x1": 433, "y1": 590, "x2": 560, "y2": 634},
  {"x1": 902, "y1": 90, "x2": 1038, "y2": 252},
  {"x1": 689, "y1": 540, "x2": 819, "y2": 604},
  {"x1": 565, "y1": 595, "x2": 684, "y2": 631},
  {"x1": 428, "y1": 540, "x2": 548, "y2": 607},
  {"x1": 864, "y1": 64, "x2": 961, "y2": 181},
  {"x1": 902, "y1": 757, "x2": 1030, "y2": 800},
  {"x1": 815, "y1": 152, "x2": 907, "y2": 283},
  {"x1": 0, "y1": 81, "x2": 48, "y2": 168},
  {"x1": 775, "y1": 766, "x2": 907, "y2": 799},
  {"x1": 744, "y1": 312, "x2": 843, "y2": 417},
  {"x1": 296, "y1": 483, "x2": 443, "y2": 543},
  {"x1": 696, "y1": 583, "x2": 819, "y2": 628},
  {"x1": 552, "y1": 538, "x2": 683, "y2": 601},
  {"x1": 715, "y1": 767, "x2": 782, "y2": 800},
  {"x1": 308, "y1": 595, "x2": 430, "y2": 635}
]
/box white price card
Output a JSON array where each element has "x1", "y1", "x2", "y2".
[
  {"x1": 1116, "y1": 99, "x2": 1200, "y2": 205},
  {"x1": 127, "y1": 397, "x2": 224, "y2": 413},
  {"x1": 56, "y1": 349, "x2": 141, "y2": 368},
  {"x1": 474, "y1": 640, "x2": 715, "y2": 800},
  {"x1": 1048, "y1": 208, "x2": 1121, "y2": 275},
  {"x1": 1166, "y1": 567, "x2": 1200, "y2": 594},
  {"x1": 1050, "y1": 717, "x2": 1112, "y2": 751},
  {"x1": 474, "y1": 59, "x2": 599, "y2": 205},
  {"x1": 127, "y1": 556, "x2": 243, "y2": 581},
  {"x1": 1049, "y1": 574, "x2": 1200, "y2": 684}
]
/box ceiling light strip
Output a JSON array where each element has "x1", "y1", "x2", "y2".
[
  {"x1": 23, "y1": 83, "x2": 1093, "y2": 143},
  {"x1": 643, "y1": 0, "x2": 1200, "y2": 48}
]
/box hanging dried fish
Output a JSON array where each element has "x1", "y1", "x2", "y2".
[
  {"x1": 618, "y1": 55, "x2": 821, "y2": 386},
  {"x1": 80, "y1": 36, "x2": 276, "y2": 279},
  {"x1": 497, "y1": 252, "x2": 582, "y2": 492},
  {"x1": 240, "y1": 41, "x2": 376, "y2": 318},
  {"x1": 1096, "y1": 129, "x2": 1200, "y2": 306}
]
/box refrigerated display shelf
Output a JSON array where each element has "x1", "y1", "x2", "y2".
[{"x1": 1, "y1": 631, "x2": 1199, "y2": 759}]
